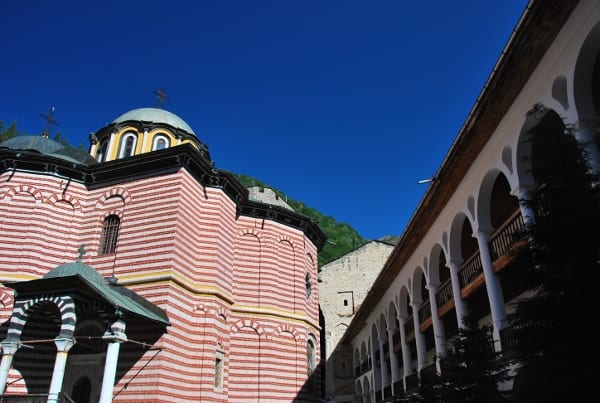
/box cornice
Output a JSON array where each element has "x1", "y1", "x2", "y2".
[{"x1": 0, "y1": 144, "x2": 326, "y2": 251}]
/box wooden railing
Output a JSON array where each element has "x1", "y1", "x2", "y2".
[
  {"x1": 418, "y1": 300, "x2": 431, "y2": 324},
  {"x1": 489, "y1": 210, "x2": 526, "y2": 261},
  {"x1": 458, "y1": 250, "x2": 483, "y2": 288},
  {"x1": 436, "y1": 277, "x2": 453, "y2": 307}
]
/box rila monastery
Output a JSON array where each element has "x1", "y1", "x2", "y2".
[{"x1": 1, "y1": 0, "x2": 600, "y2": 401}]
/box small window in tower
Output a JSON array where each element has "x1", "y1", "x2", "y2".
[
  {"x1": 343, "y1": 299, "x2": 348, "y2": 307},
  {"x1": 99, "y1": 215, "x2": 120, "y2": 255},
  {"x1": 118, "y1": 132, "x2": 137, "y2": 158},
  {"x1": 152, "y1": 134, "x2": 170, "y2": 151},
  {"x1": 215, "y1": 351, "x2": 224, "y2": 390},
  {"x1": 305, "y1": 273, "x2": 312, "y2": 298}
]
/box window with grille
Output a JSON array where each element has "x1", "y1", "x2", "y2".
[
  {"x1": 305, "y1": 273, "x2": 312, "y2": 298},
  {"x1": 99, "y1": 215, "x2": 120, "y2": 255}
]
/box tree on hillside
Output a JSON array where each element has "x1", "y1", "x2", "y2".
[
  {"x1": 0, "y1": 120, "x2": 21, "y2": 142},
  {"x1": 508, "y1": 105, "x2": 600, "y2": 402}
]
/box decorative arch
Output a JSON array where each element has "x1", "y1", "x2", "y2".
[
  {"x1": 95, "y1": 187, "x2": 131, "y2": 209},
  {"x1": 6, "y1": 295, "x2": 76, "y2": 341},
  {"x1": 477, "y1": 168, "x2": 516, "y2": 232},
  {"x1": 2, "y1": 185, "x2": 43, "y2": 204},
  {"x1": 230, "y1": 319, "x2": 265, "y2": 338}
]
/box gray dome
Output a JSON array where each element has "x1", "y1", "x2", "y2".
[
  {"x1": 0, "y1": 135, "x2": 98, "y2": 165},
  {"x1": 113, "y1": 108, "x2": 195, "y2": 135},
  {"x1": 0, "y1": 136, "x2": 64, "y2": 154}
]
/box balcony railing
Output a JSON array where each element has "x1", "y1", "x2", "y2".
[
  {"x1": 500, "y1": 319, "x2": 536, "y2": 351},
  {"x1": 436, "y1": 277, "x2": 453, "y2": 308},
  {"x1": 418, "y1": 300, "x2": 431, "y2": 325},
  {"x1": 489, "y1": 210, "x2": 526, "y2": 261},
  {"x1": 458, "y1": 250, "x2": 483, "y2": 288}
]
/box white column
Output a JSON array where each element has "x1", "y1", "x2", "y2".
[
  {"x1": 410, "y1": 302, "x2": 427, "y2": 372},
  {"x1": 99, "y1": 317, "x2": 127, "y2": 403},
  {"x1": 397, "y1": 315, "x2": 412, "y2": 380},
  {"x1": 377, "y1": 336, "x2": 389, "y2": 389},
  {"x1": 105, "y1": 131, "x2": 117, "y2": 161},
  {"x1": 474, "y1": 228, "x2": 508, "y2": 350},
  {"x1": 47, "y1": 337, "x2": 75, "y2": 403},
  {"x1": 386, "y1": 325, "x2": 399, "y2": 385},
  {"x1": 140, "y1": 128, "x2": 149, "y2": 154},
  {"x1": 427, "y1": 283, "x2": 447, "y2": 360},
  {"x1": 448, "y1": 260, "x2": 468, "y2": 329},
  {"x1": 0, "y1": 341, "x2": 19, "y2": 395}
]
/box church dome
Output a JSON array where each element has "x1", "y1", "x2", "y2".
[
  {"x1": 113, "y1": 108, "x2": 196, "y2": 135},
  {"x1": 0, "y1": 135, "x2": 98, "y2": 165}
]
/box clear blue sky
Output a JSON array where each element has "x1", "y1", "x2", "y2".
[{"x1": 1, "y1": 0, "x2": 528, "y2": 240}]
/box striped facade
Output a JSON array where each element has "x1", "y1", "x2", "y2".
[{"x1": 0, "y1": 109, "x2": 326, "y2": 402}]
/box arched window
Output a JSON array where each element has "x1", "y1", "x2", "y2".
[
  {"x1": 305, "y1": 273, "x2": 312, "y2": 298},
  {"x1": 215, "y1": 349, "x2": 225, "y2": 390},
  {"x1": 118, "y1": 132, "x2": 137, "y2": 158},
  {"x1": 152, "y1": 134, "x2": 170, "y2": 151},
  {"x1": 96, "y1": 140, "x2": 108, "y2": 162},
  {"x1": 99, "y1": 215, "x2": 120, "y2": 255},
  {"x1": 307, "y1": 338, "x2": 316, "y2": 375}
]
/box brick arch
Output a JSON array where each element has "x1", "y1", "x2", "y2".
[
  {"x1": 2, "y1": 185, "x2": 43, "y2": 204},
  {"x1": 273, "y1": 324, "x2": 300, "y2": 341},
  {"x1": 238, "y1": 227, "x2": 262, "y2": 239},
  {"x1": 276, "y1": 234, "x2": 294, "y2": 247},
  {"x1": 6, "y1": 294, "x2": 76, "y2": 341},
  {"x1": 230, "y1": 319, "x2": 265, "y2": 338},
  {"x1": 45, "y1": 193, "x2": 82, "y2": 213},
  {"x1": 95, "y1": 187, "x2": 132, "y2": 209}
]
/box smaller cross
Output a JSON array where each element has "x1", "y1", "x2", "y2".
[
  {"x1": 77, "y1": 244, "x2": 86, "y2": 261},
  {"x1": 154, "y1": 88, "x2": 168, "y2": 109},
  {"x1": 40, "y1": 107, "x2": 59, "y2": 138}
]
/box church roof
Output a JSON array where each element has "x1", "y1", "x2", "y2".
[{"x1": 113, "y1": 108, "x2": 196, "y2": 135}]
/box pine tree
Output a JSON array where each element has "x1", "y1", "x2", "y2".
[
  {"x1": 433, "y1": 313, "x2": 512, "y2": 403},
  {"x1": 0, "y1": 120, "x2": 21, "y2": 142},
  {"x1": 508, "y1": 105, "x2": 600, "y2": 402}
]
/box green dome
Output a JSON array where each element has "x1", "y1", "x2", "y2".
[
  {"x1": 113, "y1": 108, "x2": 196, "y2": 135},
  {"x1": 0, "y1": 136, "x2": 97, "y2": 165}
]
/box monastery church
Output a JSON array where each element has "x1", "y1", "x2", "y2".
[{"x1": 0, "y1": 106, "x2": 327, "y2": 402}]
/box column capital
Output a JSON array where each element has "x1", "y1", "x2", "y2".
[
  {"x1": 473, "y1": 227, "x2": 493, "y2": 240},
  {"x1": 54, "y1": 337, "x2": 75, "y2": 353},
  {"x1": 1, "y1": 341, "x2": 19, "y2": 355}
]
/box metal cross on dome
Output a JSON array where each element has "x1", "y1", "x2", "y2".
[
  {"x1": 40, "y1": 107, "x2": 59, "y2": 138},
  {"x1": 154, "y1": 88, "x2": 168, "y2": 109}
]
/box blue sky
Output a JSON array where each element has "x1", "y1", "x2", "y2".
[{"x1": 1, "y1": 1, "x2": 528, "y2": 240}]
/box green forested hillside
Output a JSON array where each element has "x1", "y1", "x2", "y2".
[{"x1": 235, "y1": 174, "x2": 367, "y2": 267}]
